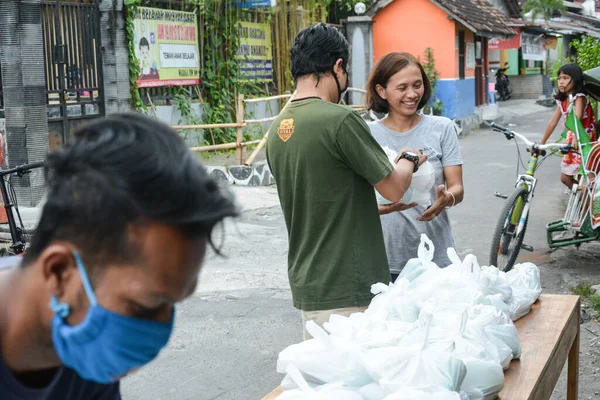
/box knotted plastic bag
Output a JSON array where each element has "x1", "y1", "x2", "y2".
[
  {"x1": 277, "y1": 364, "x2": 365, "y2": 400},
  {"x1": 277, "y1": 321, "x2": 371, "y2": 387},
  {"x1": 505, "y1": 262, "x2": 542, "y2": 321},
  {"x1": 362, "y1": 311, "x2": 467, "y2": 395}
]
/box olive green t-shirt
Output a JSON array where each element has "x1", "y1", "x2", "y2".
[{"x1": 266, "y1": 99, "x2": 393, "y2": 311}]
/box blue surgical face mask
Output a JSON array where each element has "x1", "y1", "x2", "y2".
[{"x1": 49, "y1": 251, "x2": 175, "y2": 384}]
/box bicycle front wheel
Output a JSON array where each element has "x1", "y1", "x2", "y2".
[{"x1": 490, "y1": 185, "x2": 529, "y2": 272}]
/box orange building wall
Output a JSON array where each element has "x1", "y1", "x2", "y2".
[{"x1": 372, "y1": 0, "x2": 456, "y2": 79}]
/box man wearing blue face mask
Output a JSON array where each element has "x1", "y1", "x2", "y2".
[{"x1": 0, "y1": 113, "x2": 237, "y2": 398}]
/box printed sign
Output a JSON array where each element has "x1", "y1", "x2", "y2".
[
  {"x1": 133, "y1": 7, "x2": 200, "y2": 88},
  {"x1": 466, "y1": 43, "x2": 476, "y2": 69},
  {"x1": 544, "y1": 36, "x2": 558, "y2": 50},
  {"x1": 521, "y1": 33, "x2": 546, "y2": 61},
  {"x1": 236, "y1": 21, "x2": 273, "y2": 82},
  {"x1": 488, "y1": 30, "x2": 521, "y2": 51}
]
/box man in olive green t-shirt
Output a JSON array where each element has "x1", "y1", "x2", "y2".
[{"x1": 267, "y1": 24, "x2": 426, "y2": 340}]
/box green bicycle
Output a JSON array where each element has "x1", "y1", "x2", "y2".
[{"x1": 488, "y1": 123, "x2": 573, "y2": 271}]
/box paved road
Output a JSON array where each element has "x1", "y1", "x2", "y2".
[{"x1": 121, "y1": 105, "x2": 600, "y2": 400}]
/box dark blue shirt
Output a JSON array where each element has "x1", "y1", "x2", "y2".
[{"x1": 0, "y1": 257, "x2": 121, "y2": 399}]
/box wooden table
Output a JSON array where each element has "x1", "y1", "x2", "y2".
[{"x1": 262, "y1": 294, "x2": 580, "y2": 400}]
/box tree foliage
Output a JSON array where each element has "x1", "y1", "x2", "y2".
[{"x1": 522, "y1": 0, "x2": 565, "y2": 22}]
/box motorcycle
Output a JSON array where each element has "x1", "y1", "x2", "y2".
[{"x1": 495, "y1": 62, "x2": 511, "y2": 101}]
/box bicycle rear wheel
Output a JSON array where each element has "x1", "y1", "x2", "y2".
[{"x1": 490, "y1": 185, "x2": 529, "y2": 272}]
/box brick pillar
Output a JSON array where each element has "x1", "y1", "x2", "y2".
[{"x1": 99, "y1": 0, "x2": 131, "y2": 114}]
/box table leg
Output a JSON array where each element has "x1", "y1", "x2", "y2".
[{"x1": 567, "y1": 330, "x2": 580, "y2": 400}]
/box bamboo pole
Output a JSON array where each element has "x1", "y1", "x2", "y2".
[
  {"x1": 244, "y1": 93, "x2": 292, "y2": 103},
  {"x1": 194, "y1": 86, "x2": 204, "y2": 103},
  {"x1": 245, "y1": 91, "x2": 296, "y2": 166},
  {"x1": 347, "y1": 87, "x2": 367, "y2": 94},
  {"x1": 246, "y1": 116, "x2": 278, "y2": 124},
  {"x1": 236, "y1": 93, "x2": 245, "y2": 165},
  {"x1": 146, "y1": 93, "x2": 159, "y2": 120},
  {"x1": 173, "y1": 122, "x2": 246, "y2": 130},
  {"x1": 190, "y1": 139, "x2": 261, "y2": 153}
]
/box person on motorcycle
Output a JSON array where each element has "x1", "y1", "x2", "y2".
[{"x1": 495, "y1": 62, "x2": 511, "y2": 101}]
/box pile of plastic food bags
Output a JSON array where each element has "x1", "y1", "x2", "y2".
[{"x1": 275, "y1": 235, "x2": 543, "y2": 400}]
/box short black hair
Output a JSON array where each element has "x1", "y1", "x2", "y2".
[
  {"x1": 555, "y1": 63, "x2": 585, "y2": 102},
  {"x1": 23, "y1": 113, "x2": 237, "y2": 269},
  {"x1": 139, "y1": 37, "x2": 149, "y2": 49},
  {"x1": 290, "y1": 23, "x2": 349, "y2": 81}
]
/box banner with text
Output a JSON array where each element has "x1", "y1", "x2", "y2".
[
  {"x1": 236, "y1": 21, "x2": 273, "y2": 82},
  {"x1": 488, "y1": 29, "x2": 521, "y2": 50},
  {"x1": 133, "y1": 7, "x2": 200, "y2": 88},
  {"x1": 521, "y1": 33, "x2": 545, "y2": 61}
]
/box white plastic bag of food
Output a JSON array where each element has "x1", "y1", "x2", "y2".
[
  {"x1": 399, "y1": 235, "x2": 439, "y2": 284},
  {"x1": 277, "y1": 321, "x2": 371, "y2": 387},
  {"x1": 383, "y1": 388, "x2": 464, "y2": 400},
  {"x1": 505, "y1": 262, "x2": 542, "y2": 321},
  {"x1": 467, "y1": 305, "x2": 521, "y2": 359},
  {"x1": 459, "y1": 357, "x2": 504, "y2": 400},
  {"x1": 324, "y1": 312, "x2": 416, "y2": 349},
  {"x1": 363, "y1": 311, "x2": 467, "y2": 394},
  {"x1": 278, "y1": 365, "x2": 365, "y2": 400},
  {"x1": 479, "y1": 265, "x2": 513, "y2": 301},
  {"x1": 358, "y1": 383, "x2": 386, "y2": 400},
  {"x1": 402, "y1": 161, "x2": 435, "y2": 206},
  {"x1": 463, "y1": 325, "x2": 513, "y2": 370},
  {"x1": 445, "y1": 249, "x2": 513, "y2": 302},
  {"x1": 374, "y1": 146, "x2": 435, "y2": 206},
  {"x1": 366, "y1": 278, "x2": 420, "y2": 323}
]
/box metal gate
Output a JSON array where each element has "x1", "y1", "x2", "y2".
[{"x1": 42, "y1": 0, "x2": 104, "y2": 150}]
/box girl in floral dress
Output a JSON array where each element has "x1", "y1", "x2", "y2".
[{"x1": 540, "y1": 63, "x2": 597, "y2": 190}]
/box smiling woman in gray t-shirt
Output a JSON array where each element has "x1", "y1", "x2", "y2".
[{"x1": 366, "y1": 52, "x2": 464, "y2": 279}]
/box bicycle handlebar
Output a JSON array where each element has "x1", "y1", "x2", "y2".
[
  {"x1": 0, "y1": 161, "x2": 45, "y2": 177},
  {"x1": 490, "y1": 122, "x2": 572, "y2": 153}
]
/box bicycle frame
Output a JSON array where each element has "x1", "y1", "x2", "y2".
[
  {"x1": 0, "y1": 160, "x2": 45, "y2": 255},
  {"x1": 510, "y1": 155, "x2": 540, "y2": 238},
  {"x1": 491, "y1": 122, "x2": 573, "y2": 250},
  {"x1": 0, "y1": 175, "x2": 25, "y2": 253}
]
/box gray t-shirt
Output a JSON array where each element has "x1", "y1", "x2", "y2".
[{"x1": 368, "y1": 115, "x2": 463, "y2": 273}]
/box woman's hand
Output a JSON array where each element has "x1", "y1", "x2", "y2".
[
  {"x1": 417, "y1": 185, "x2": 453, "y2": 222},
  {"x1": 379, "y1": 201, "x2": 418, "y2": 215}
]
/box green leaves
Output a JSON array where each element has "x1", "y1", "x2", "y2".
[
  {"x1": 570, "y1": 36, "x2": 600, "y2": 115},
  {"x1": 570, "y1": 36, "x2": 600, "y2": 74},
  {"x1": 422, "y1": 48, "x2": 443, "y2": 116},
  {"x1": 125, "y1": 4, "x2": 145, "y2": 111},
  {"x1": 521, "y1": 0, "x2": 565, "y2": 22}
]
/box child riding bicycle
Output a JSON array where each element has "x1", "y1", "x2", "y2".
[{"x1": 540, "y1": 63, "x2": 597, "y2": 190}]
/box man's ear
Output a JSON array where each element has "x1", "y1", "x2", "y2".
[
  {"x1": 333, "y1": 58, "x2": 345, "y2": 76},
  {"x1": 40, "y1": 244, "x2": 78, "y2": 298}
]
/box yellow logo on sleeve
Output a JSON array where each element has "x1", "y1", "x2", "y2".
[{"x1": 277, "y1": 118, "x2": 295, "y2": 142}]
